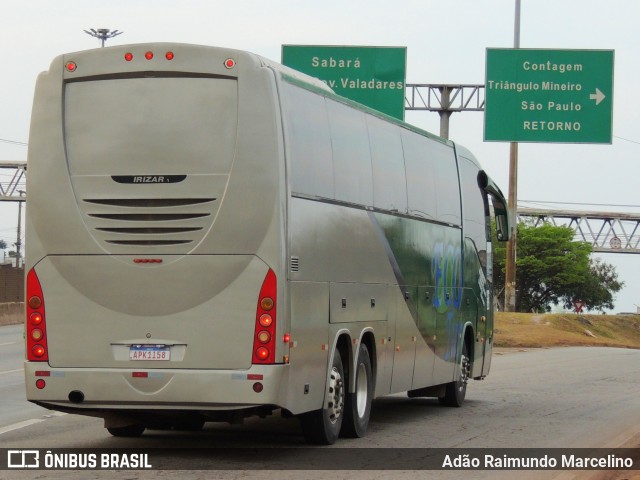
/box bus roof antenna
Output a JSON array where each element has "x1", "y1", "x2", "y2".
[{"x1": 83, "y1": 28, "x2": 123, "y2": 48}]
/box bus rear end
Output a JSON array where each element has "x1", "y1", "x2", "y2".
[{"x1": 24, "y1": 44, "x2": 288, "y2": 434}]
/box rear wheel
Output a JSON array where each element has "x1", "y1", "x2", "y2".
[
  {"x1": 341, "y1": 343, "x2": 373, "y2": 438},
  {"x1": 107, "y1": 425, "x2": 146, "y2": 437},
  {"x1": 300, "y1": 348, "x2": 345, "y2": 445},
  {"x1": 439, "y1": 342, "x2": 471, "y2": 407}
]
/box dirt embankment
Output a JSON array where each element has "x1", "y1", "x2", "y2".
[{"x1": 494, "y1": 312, "x2": 640, "y2": 349}]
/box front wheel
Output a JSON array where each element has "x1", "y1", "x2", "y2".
[
  {"x1": 439, "y1": 342, "x2": 471, "y2": 407},
  {"x1": 300, "y1": 348, "x2": 346, "y2": 445},
  {"x1": 341, "y1": 343, "x2": 373, "y2": 438}
]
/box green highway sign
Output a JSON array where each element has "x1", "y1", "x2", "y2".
[
  {"x1": 484, "y1": 48, "x2": 614, "y2": 143},
  {"x1": 282, "y1": 45, "x2": 407, "y2": 120}
]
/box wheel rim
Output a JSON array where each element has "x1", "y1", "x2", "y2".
[
  {"x1": 355, "y1": 363, "x2": 368, "y2": 417},
  {"x1": 327, "y1": 366, "x2": 344, "y2": 424},
  {"x1": 458, "y1": 352, "x2": 470, "y2": 393}
]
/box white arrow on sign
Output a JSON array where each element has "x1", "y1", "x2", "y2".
[{"x1": 589, "y1": 88, "x2": 606, "y2": 105}]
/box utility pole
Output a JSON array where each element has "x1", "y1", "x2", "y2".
[
  {"x1": 16, "y1": 190, "x2": 24, "y2": 268},
  {"x1": 504, "y1": 0, "x2": 521, "y2": 312},
  {"x1": 83, "y1": 28, "x2": 122, "y2": 47}
]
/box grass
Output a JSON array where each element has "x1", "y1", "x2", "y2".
[{"x1": 494, "y1": 312, "x2": 640, "y2": 349}]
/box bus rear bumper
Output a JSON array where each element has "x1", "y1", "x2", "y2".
[{"x1": 24, "y1": 362, "x2": 290, "y2": 415}]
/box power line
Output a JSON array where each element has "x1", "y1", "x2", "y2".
[
  {"x1": 0, "y1": 138, "x2": 28, "y2": 146},
  {"x1": 614, "y1": 135, "x2": 640, "y2": 146}
]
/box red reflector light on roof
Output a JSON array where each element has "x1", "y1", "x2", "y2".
[
  {"x1": 224, "y1": 58, "x2": 236, "y2": 69},
  {"x1": 145, "y1": 51, "x2": 154, "y2": 60},
  {"x1": 124, "y1": 52, "x2": 133, "y2": 61},
  {"x1": 65, "y1": 61, "x2": 77, "y2": 72},
  {"x1": 165, "y1": 51, "x2": 174, "y2": 60}
]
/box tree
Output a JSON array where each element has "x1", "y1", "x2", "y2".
[
  {"x1": 493, "y1": 222, "x2": 624, "y2": 312},
  {"x1": 565, "y1": 258, "x2": 624, "y2": 312}
]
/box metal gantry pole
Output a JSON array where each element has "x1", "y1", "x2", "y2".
[
  {"x1": 504, "y1": 0, "x2": 521, "y2": 312},
  {"x1": 16, "y1": 190, "x2": 24, "y2": 268},
  {"x1": 438, "y1": 86, "x2": 452, "y2": 139}
]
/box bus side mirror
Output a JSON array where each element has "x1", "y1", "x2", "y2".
[
  {"x1": 495, "y1": 211, "x2": 509, "y2": 241},
  {"x1": 480, "y1": 170, "x2": 510, "y2": 242}
]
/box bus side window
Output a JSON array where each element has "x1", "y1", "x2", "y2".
[
  {"x1": 459, "y1": 156, "x2": 488, "y2": 272},
  {"x1": 401, "y1": 130, "x2": 437, "y2": 221},
  {"x1": 367, "y1": 115, "x2": 407, "y2": 213},
  {"x1": 281, "y1": 83, "x2": 334, "y2": 199},
  {"x1": 326, "y1": 99, "x2": 373, "y2": 207}
]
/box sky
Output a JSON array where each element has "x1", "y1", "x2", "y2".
[{"x1": 1, "y1": 0, "x2": 639, "y2": 312}]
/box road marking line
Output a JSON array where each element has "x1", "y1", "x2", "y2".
[
  {"x1": 0, "y1": 342, "x2": 20, "y2": 347},
  {"x1": 0, "y1": 418, "x2": 45, "y2": 435},
  {"x1": 0, "y1": 412, "x2": 67, "y2": 436},
  {"x1": 0, "y1": 368, "x2": 23, "y2": 376}
]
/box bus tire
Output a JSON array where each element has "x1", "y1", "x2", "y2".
[
  {"x1": 300, "y1": 348, "x2": 345, "y2": 445},
  {"x1": 341, "y1": 343, "x2": 373, "y2": 438},
  {"x1": 106, "y1": 425, "x2": 146, "y2": 437},
  {"x1": 439, "y1": 342, "x2": 471, "y2": 407}
]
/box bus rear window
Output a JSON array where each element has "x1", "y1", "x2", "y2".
[{"x1": 64, "y1": 77, "x2": 238, "y2": 176}]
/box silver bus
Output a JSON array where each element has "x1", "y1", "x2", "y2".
[{"x1": 24, "y1": 43, "x2": 509, "y2": 444}]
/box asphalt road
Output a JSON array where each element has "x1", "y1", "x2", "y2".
[{"x1": 1, "y1": 323, "x2": 639, "y2": 479}]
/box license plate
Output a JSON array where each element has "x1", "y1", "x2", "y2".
[{"x1": 129, "y1": 345, "x2": 171, "y2": 361}]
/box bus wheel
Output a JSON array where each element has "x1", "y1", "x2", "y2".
[
  {"x1": 106, "y1": 425, "x2": 146, "y2": 437},
  {"x1": 341, "y1": 343, "x2": 373, "y2": 438},
  {"x1": 439, "y1": 342, "x2": 471, "y2": 407},
  {"x1": 300, "y1": 349, "x2": 345, "y2": 445}
]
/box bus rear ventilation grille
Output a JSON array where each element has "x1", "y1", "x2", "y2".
[
  {"x1": 88, "y1": 213, "x2": 209, "y2": 221},
  {"x1": 105, "y1": 239, "x2": 193, "y2": 246},
  {"x1": 84, "y1": 198, "x2": 216, "y2": 207},
  {"x1": 290, "y1": 256, "x2": 300, "y2": 272},
  {"x1": 96, "y1": 227, "x2": 202, "y2": 234}
]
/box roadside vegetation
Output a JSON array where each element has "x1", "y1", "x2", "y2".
[
  {"x1": 495, "y1": 312, "x2": 640, "y2": 349},
  {"x1": 493, "y1": 222, "x2": 624, "y2": 313}
]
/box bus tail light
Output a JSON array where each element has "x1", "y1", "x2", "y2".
[
  {"x1": 252, "y1": 269, "x2": 276, "y2": 364},
  {"x1": 26, "y1": 269, "x2": 49, "y2": 362}
]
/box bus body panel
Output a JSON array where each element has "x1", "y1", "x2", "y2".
[
  {"x1": 25, "y1": 43, "x2": 508, "y2": 433},
  {"x1": 26, "y1": 44, "x2": 289, "y2": 408},
  {"x1": 34, "y1": 254, "x2": 267, "y2": 369},
  {"x1": 25, "y1": 362, "x2": 289, "y2": 411}
]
